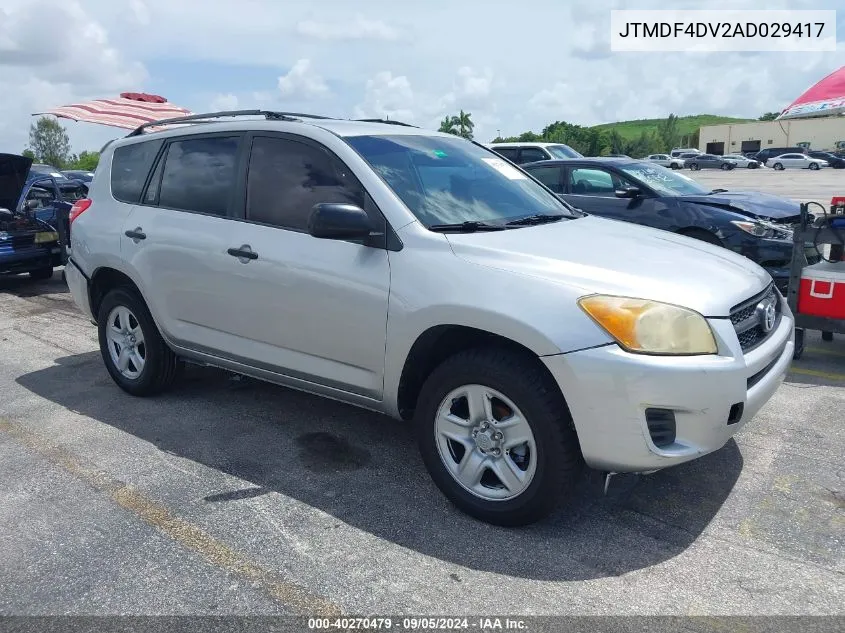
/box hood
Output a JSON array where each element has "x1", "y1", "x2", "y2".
[
  {"x1": 445, "y1": 216, "x2": 771, "y2": 317},
  {"x1": 0, "y1": 153, "x2": 32, "y2": 213},
  {"x1": 677, "y1": 190, "x2": 800, "y2": 222}
]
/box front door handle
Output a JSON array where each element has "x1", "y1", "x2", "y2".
[
  {"x1": 125, "y1": 227, "x2": 146, "y2": 242},
  {"x1": 227, "y1": 245, "x2": 258, "y2": 261}
]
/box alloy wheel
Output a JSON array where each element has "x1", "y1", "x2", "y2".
[{"x1": 105, "y1": 305, "x2": 146, "y2": 379}]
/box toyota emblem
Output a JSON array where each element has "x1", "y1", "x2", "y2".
[{"x1": 758, "y1": 299, "x2": 776, "y2": 333}]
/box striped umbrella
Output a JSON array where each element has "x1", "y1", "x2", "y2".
[{"x1": 33, "y1": 92, "x2": 192, "y2": 131}]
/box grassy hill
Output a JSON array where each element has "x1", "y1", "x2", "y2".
[{"x1": 591, "y1": 114, "x2": 753, "y2": 141}]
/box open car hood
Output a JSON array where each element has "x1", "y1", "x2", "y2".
[
  {"x1": 677, "y1": 190, "x2": 801, "y2": 222},
  {"x1": 0, "y1": 153, "x2": 33, "y2": 213}
]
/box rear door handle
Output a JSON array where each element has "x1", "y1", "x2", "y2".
[
  {"x1": 227, "y1": 245, "x2": 258, "y2": 261},
  {"x1": 125, "y1": 227, "x2": 146, "y2": 241}
]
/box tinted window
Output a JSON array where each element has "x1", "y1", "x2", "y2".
[
  {"x1": 246, "y1": 136, "x2": 364, "y2": 231},
  {"x1": 569, "y1": 168, "x2": 619, "y2": 195},
  {"x1": 346, "y1": 135, "x2": 575, "y2": 226},
  {"x1": 518, "y1": 147, "x2": 549, "y2": 164},
  {"x1": 546, "y1": 144, "x2": 583, "y2": 159},
  {"x1": 526, "y1": 166, "x2": 563, "y2": 193},
  {"x1": 158, "y1": 136, "x2": 239, "y2": 216},
  {"x1": 493, "y1": 147, "x2": 519, "y2": 161},
  {"x1": 111, "y1": 140, "x2": 164, "y2": 203}
]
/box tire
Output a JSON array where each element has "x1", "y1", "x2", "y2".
[
  {"x1": 97, "y1": 287, "x2": 180, "y2": 396},
  {"x1": 28, "y1": 266, "x2": 54, "y2": 281},
  {"x1": 721, "y1": 163, "x2": 730, "y2": 170},
  {"x1": 773, "y1": 162, "x2": 784, "y2": 170},
  {"x1": 690, "y1": 163, "x2": 700, "y2": 171},
  {"x1": 747, "y1": 163, "x2": 756, "y2": 169},
  {"x1": 809, "y1": 162, "x2": 819, "y2": 170},
  {"x1": 793, "y1": 328, "x2": 805, "y2": 360},
  {"x1": 821, "y1": 331, "x2": 834, "y2": 342},
  {"x1": 680, "y1": 228, "x2": 723, "y2": 247},
  {"x1": 415, "y1": 347, "x2": 581, "y2": 526}
]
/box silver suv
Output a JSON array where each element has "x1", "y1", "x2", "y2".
[{"x1": 65, "y1": 111, "x2": 794, "y2": 526}]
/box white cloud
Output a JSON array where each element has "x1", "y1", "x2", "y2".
[
  {"x1": 353, "y1": 71, "x2": 416, "y2": 122},
  {"x1": 0, "y1": 0, "x2": 146, "y2": 153},
  {"x1": 210, "y1": 93, "x2": 239, "y2": 111},
  {"x1": 277, "y1": 59, "x2": 330, "y2": 98},
  {"x1": 296, "y1": 16, "x2": 399, "y2": 41},
  {"x1": 129, "y1": 0, "x2": 150, "y2": 25}
]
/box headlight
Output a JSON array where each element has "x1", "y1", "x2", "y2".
[
  {"x1": 731, "y1": 220, "x2": 775, "y2": 238},
  {"x1": 578, "y1": 295, "x2": 717, "y2": 355}
]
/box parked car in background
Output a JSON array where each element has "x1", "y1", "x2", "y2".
[
  {"x1": 678, "y1": 152, "x2": 699, "y2": 161},
  {"x1": 806, "y1": 151, "x2": 845, "y2": 169},
  {"x1": 753, "y1": 147, "x2": 805, "y2": 164},
  {"x1": 670, "y1": 148, "x2": 701, "y2": 158},
  {"x1": 522, "y1": 157, "x2": 813, "y2": 293},
  {"x1": 607, "y1": 154, "x2": 631, "y2": 158},
  {"x1": 766, "y1": 153, "x2": 828, "y2": 170},
  {"x1": 722, "y1": 154, "x2": 761, "y2": 169},
  {"x1": 65, "y1": 114, "x2": 793, "y2": 526},
  {"x1": 61, "y1": 169, "x2": 96, "y2": 183},
  {"x1": 23, "y1": 172, "x2": 86, "y2": 239},
  {"x1": 644, "y1": 153, "x2": 685, "y2": 169},
  {"x1": 488, "y1": 142, "x2": 583, "y2": 164},
  {"x1": 0, "y1": 153, "x2": 62, "y2": 280},
  {"x1": 685, "y1": 154, "x2": 736, "y2": 170}
]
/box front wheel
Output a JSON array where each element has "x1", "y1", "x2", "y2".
[
  {"x1": 773, "y1": 162, "x2": 784, "y2": 170},
  {"x1": 809, "y1": 162, "x2": 820, "y2": 170},
  {"x1": 415, "y1": 348, "x2": 581, "y2": 526},
  {"x1": 721, "y1": 163, "x2": 731, "y2": 170},
  {"x1": 690, "y1": 163, "x2": 700, "y2": 171},
  {"x1": 97, "y1": 287, "x2": 181, "y2": 396}
]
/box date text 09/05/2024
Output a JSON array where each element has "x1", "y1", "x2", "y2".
[{"x1": 308, "y1": 617, "x2": 528, "y2": 631}]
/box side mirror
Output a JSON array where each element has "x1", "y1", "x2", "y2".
[
  {"x1": 0, "y1": 207, "x2": 12, "y2": 219},
  {"x1": 25, "y1": 199, "x2": 39, "y2": 210},
  {"x1": 615, "y1": 187, "x2": 640, "y2": 199},
  {"x1": 308, "y1": 203, "x2": 373, "y2": 240}
]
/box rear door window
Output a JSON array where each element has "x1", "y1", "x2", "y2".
[
  {"x1": 527, "y1": 166, "x2": 563, "y2": 193},
  {"x1": 158, "y1": 136, "x2": 240, "y2": 216},
  {"x1": 518, "y1": 147, "x2": 549, "y2": 164},
  {"x1": 111, "y1": 139, "x2": 164, "y2": 203},
  {"x1": 492, "y1": 147, "x2": 519, "y2": 161}
]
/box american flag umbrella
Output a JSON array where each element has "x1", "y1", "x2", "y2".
[
  {"x1": 777, "y1": 65, "x2": 845, "y2": 120},
  {"x1": 33, "y1": 92, "x2": 192, "y2": 131}
]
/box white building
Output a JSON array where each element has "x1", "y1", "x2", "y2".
[{"x1": 698, "y1": 116, "x2": 845, "y2": 155}]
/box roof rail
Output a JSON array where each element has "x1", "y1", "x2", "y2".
[
  {"x1": 125, "y1": 109, "x2": 334, "y2": 137},
  {"x1": 354, "y1": 118, "x2": 418, "y2": 128}
]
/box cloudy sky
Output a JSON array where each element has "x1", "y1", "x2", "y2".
[{"x1": 0, "y1": 0, "x2": 842, "y2": 156}]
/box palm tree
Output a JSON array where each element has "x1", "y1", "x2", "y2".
[
  {"x1": 438, "y1": 116, "x2": 458, "y2": 135},
  {"x1": 454, "y1": 110, "x2": 474, "y2": 140}
]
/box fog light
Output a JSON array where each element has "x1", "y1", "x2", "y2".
[{"x1": 645, "y1": 408, "x2": 676, "y2": 448}]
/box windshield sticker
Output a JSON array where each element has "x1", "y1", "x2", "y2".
[
  {"x1": 50, "y1": 172, "x2": 62, "y2": 178},
  {"x1": 432, "y1": 149, "x2": 448, "y2": 158},
  {"x1": 482, "y1": 158, "x2": 527, "y2": 180}
]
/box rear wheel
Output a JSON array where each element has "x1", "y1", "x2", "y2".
[
  {"x1": 28, "y1": 266, "x2": 54, "y2": 281},
  {"x1": 97, "y1": 287, "x2": 180, "y2": 396},
  {"x1": 415, "y1": 347, "x2": 581, "y2": 526},
  {"x1": 721, "y1": 163, "x2": 731, "y2": 170},
  {"x1": 690, "y1": 163, "x2": 700, "y2": 171}
]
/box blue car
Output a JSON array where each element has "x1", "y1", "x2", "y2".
[
  {"x1": 522, "y1": 157, "x2": 817, "y2": 293},
  {"x1": 0, "y1": 154, "x2": 64, "y2": 280}
]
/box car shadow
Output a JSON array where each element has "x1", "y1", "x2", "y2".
[
  {"x1": 0, "y1": 270, "x2": 67, "y2": 297},
  {"x1": 16, "y1": 352, "x2": 744, "y2": 581}
]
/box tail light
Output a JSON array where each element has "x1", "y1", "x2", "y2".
[{"x1": 69, "y1": 198, "x2": 92, "y2": 223}]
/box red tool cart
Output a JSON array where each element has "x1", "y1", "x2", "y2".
[{"x1": 787, "y1": 197, "x2": 845, "y2": 359}]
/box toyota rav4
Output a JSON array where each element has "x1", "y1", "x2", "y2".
[{"x1": 64, "y1": 111, "x2": 794, "y2": 525}]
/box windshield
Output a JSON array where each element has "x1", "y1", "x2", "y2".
[
  {"x1": 618, "y1": 162, "x2": 711, "y2": 196},
  {"x1": 346, "y1": 134, "x2": 576, "y2": 226},
  {"x1": 546, "y1": 144, "x2": 583, "y2": 159}
]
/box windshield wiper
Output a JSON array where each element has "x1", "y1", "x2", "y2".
[
  {"x1": 505, "y1": 213, "x2": 568, "y2": 226},
  {"x1": 710, "y1": 188, "x2": 729, "y2": 194},
  {"x1": 428, "y1": 221, "x2": 509, "y2": 233}
]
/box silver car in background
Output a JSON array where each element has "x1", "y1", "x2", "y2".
[
  {"x1": 722, "y1": 154, "x2": 761, "y2": 169},
  {"x1": 64, "y1": 112, "x2": 794, "y2": 526},
  {"x1": 644, "y1": 153, "x2": 685, "y2": 169},
  {"x1": 766, "y1": 153, "x2": 829, "y2": 170}
]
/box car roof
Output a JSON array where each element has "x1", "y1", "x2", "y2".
[
  {"x1": 521, "y1": 157, "x2": 640, "y2": 167},
  {"x1": 488, "y1": 142, "x2": 563, "y2": 148}
]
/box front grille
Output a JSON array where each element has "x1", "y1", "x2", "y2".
[
  {"x1": 11, "y1": 235, "x2": 35, "y2": 249},
  {"x1": 730, "y1": 283, "x2": 781, "y2": 353}
]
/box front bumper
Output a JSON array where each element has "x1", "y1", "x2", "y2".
[{"x1": 542, "y1": 310, "x2": 794, "y2": 472}]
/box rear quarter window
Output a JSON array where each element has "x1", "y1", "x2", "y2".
[{"x1": 110, "y1": 139, "x2": 164, "y2": 203}]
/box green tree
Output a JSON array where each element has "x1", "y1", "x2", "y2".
[
  {"x1": 758, "y1": 112, "x2": 779, "y2": 121},
  {"x1": 27, "y1": 116, "x2": 71, "y2": 167},
  {"x1": 438, "y1": 116, "x2": 458, "y2": 135},
  {"x1": 67, "y1": 151, "x2": 100, "y2": 171},
  {"x1": 21, "y1": 149, "x2": 35, "y2": 159},
  {"x1": 452, "y1": 110, "x2": 474, "y2": 140},
  {"x1": 608, "y1": 129, "x2": 626, "y2": 155},
  {"x1": 657, "y1": 113, "x2": 680, "y2": 152}
]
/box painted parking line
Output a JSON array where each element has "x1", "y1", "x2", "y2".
[
  {"x1": 805, "y1": 346, "x2": 845, "y2": 358},
  {"x1": 0, "y1": 417, "x2": 342, "y2": 617},
  {"x1": 788, "y1": 367, "x2": 845, "y2": 383}
]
